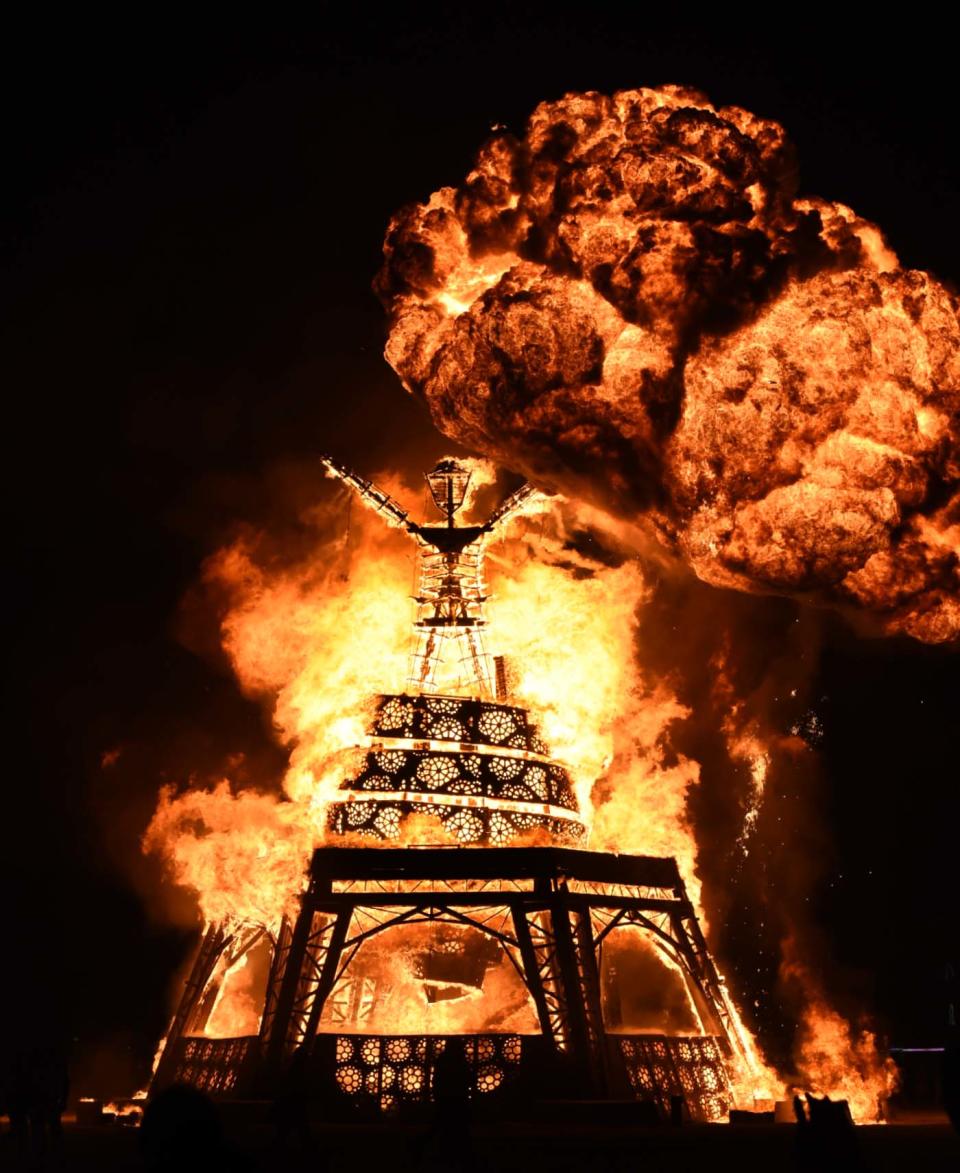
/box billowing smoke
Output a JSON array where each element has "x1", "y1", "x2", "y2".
[{"x1": 377, "y1": 86, "x2": 960, "y2": 643}]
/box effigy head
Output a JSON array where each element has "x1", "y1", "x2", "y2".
[{"x1": 426, "y1": 459, "x2": 472, "y2": 521}]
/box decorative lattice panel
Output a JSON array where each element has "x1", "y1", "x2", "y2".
[
  {"x1": 330, "y1": 692, "x2": 584, "y2": 846},
  {"x1": 331, "y1": 1034, "x2": 523, "y2": 1111},
  {"x1": 168, "y1": 1036, "x2": 258, "y2": 1096},
  {"x1": 372, "y1": 695, "x2": 549, "y2": 755},
  {"x1": 351, "y1": 749, "x2": 577, "y2": 810},
  {"x1": 329, "y1": 800, "x2": 584, "y2": 846},
  {"x1": 617, "y1": 1035, "x2": 731, "y2": 1122}
]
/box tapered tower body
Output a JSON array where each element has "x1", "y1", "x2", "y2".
[
  {"x1": 319, "y1": 456, "x2": 584, "y2": 847},
  {"x1": 151, "y1": 458, "x2": 757, "y2": 1122}
]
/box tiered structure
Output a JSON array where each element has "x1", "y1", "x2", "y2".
[
  {"x1": 320, "y1": 455, "x2": 584, "y2": 847},
  {"x1": 329, "y1": 693, "x2": 584, "y2": 846},
  {"x1": 152, "y1": 458, "x2": 754, "y2": 1121}
]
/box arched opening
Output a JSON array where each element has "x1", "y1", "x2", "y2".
[
  {"x1": 193, "y1": 932, "x2": 274, "y2": 1039},
  {"x1": 599, "y1": 923, "x2": 701, "y2": 1035},
  {"x1": 318, "y1": 918, "x2": 539, "y2": 1035}
]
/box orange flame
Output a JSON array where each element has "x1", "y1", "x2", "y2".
[
  {"x1": 795, "y1": 1001, "x2": 898, "y2": 1124},
  {"x1": 783, "y1": 948, "x2": 899, "y2": 1122},
  {"x1": 145, "y1": 472, "x2": 697, "y2": 924}
]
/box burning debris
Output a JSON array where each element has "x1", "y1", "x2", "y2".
[{"x1": 378, "y1": 86, "x2": 960, "y2": 643}]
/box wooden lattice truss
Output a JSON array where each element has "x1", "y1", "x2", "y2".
[{"x1": 155, "y1": 846, "x2": 754, "y2": 1121}]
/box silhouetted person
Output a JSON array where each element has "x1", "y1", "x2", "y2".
[
  {"x1": 432, "y1": 1040, "x2": 472, "y2": 1134},
  {"x1": 944, "y1": 961, "x2": 960, "y2": 1133},
  {"x1": 28, "y1": 1044, "x2": 68, "y2": 1161},
  {"x1": 413, "y1": 1041, "x2": 477, "y2": 1172},
  {"x1": 140, "y1": 1085, "x2": 226, "y2": 1172},
  {"x1": 272, "y1": 1046, "x2": 314, "y2": 1156},
  {"x1": 2, "y1": 1043, "x2": 66, "y2": 1165},
  {"x1": 7, "y1": 1050, "x2": 31, "y2": 1162},
  {"x1": 944, "y1": 1040, "x2": 960, "y2": 1133}
]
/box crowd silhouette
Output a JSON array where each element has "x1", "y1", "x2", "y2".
[
  {"x1": 1, "y1": 1042, "x2": 69, "y2": 1166},
  {"x1": 4, "y1": 1030, "x2": 960, "y2": 1170}
]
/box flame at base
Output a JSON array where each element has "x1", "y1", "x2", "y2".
[{"x1": 783, "y1": 949, "x2": 898, "y2": 1122}]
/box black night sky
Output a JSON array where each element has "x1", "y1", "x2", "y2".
[{"x1": 2, "y1": 13, "x2": 957, "y2": 1096}]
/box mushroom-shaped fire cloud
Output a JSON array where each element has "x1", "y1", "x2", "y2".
[{"x1": 377, "y1": 86, "x2": 960, "y2": 642}]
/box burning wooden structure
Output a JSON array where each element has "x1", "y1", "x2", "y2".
[
  {"x1": 155, "y1": 846, "x2": 746, "y2": 1119},
  {"x1": 151, "y1": 459, "x2": 752, "y2": 1120}
]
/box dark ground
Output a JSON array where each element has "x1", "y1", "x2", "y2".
[{"x1": 3, "y1": 1116, "x2": 960, "y2": 1173}]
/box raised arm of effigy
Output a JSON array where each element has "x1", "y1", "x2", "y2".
[
  {"x1": 483, "y1": 481, "x2": 545, "y2": 534},
  {"x1": 320, "y1": 454, "x2": 416, "y2": 533}
]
